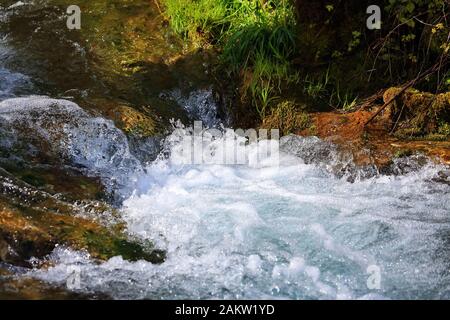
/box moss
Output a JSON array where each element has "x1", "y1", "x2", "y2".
[
  {"x1": 385, "y1": 88, "x2": 450, "y2": 138},
  {"x1": 308, "y1": 124, "x2": 317, "y2": 136},
  {"x1": 0, "y1": 168, "x2": 165, "y2": 266},
  {"x1": 261, "y1": 101, "x2": 311, "y2": 135},
  {"x1": 20, "y1": 174, "x2": 47, "y2": 188},
  {"x1": 0, "y1": 162, "x2": 106, "y2": 202},
  {"x1": 112, "y1": 239, "x2": 165, "y2": 263},
  {"x1": 0, "y1": 275, "x2": 108, "y2": 299},
  {"x1": 422, "y1": 133, "x2": 449, "y2": 141},
  {"x1": 438, "y1": 121, "x2": 450, "y2": 136},
  {"x1": 108, "y1": 106, "x2": 157, "y2": 138},
  {"x1": 83, "y1": 231, "x2": 165, "y2": 263},
  {"x1": 394, "y1": 149, "x2": 414, "y2": 159},
  {"x1": 0, "y1": 197, "x2": 164, "y2": 265}
]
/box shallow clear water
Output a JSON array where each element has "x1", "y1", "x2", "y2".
[{"x1": 27, "y1": 125, "x2": 450, "y2": 300}]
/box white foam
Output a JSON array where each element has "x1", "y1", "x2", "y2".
[
  {"x1": 27, "y1": 125, "x2": 450, "y2": 299},
  {"x1": 0, "y1": 96, "x2": 143, "y2": 198}
]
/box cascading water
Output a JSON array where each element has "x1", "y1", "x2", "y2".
[
  {"x1": 1, "y1": 0, "x2": 450, "y2": 300},
  {"x1": 0, "y1": 59, "x2": 449, "y2": 299},
  {"x1": 25, "y1": 122, "x2": 450, "y2": 300},
  {"x1": 0, "y1": 96, "x2": 144, "y2": 200}
]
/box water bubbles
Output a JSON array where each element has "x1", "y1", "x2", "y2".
[
  {"x1": 0, "y1": 96, "x2": 143, "y2": 199},
  {"x1": 1, "y1": 95, "x2": 449, "y2": 300}
]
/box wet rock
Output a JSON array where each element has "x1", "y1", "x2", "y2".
[
  {"x1": 0, "y1": 198, "x2": 165, "y2": 266},
  {"x1": 280, "y1": 135, "x2": 377, "y2": 181},
  {"x1": 279, "y1": 135, "x2": 438, "y2": 181},
  {"x1": 0, "y1": 274, "x2": 110, "y2": 300},
  {"x1": 432, "y1": 170, "x2": 450, "y2": 186},
  {"x1": 280, "y1": 135, "x2": 337, "y2": 165},
  {"x1": 298, "y1": 106, "x2": 450, "y2": 169},
  {"x1": 379, "y1": 153, "x2": 430, "y2": 176},
  {"x1": 0, "y1": 161, "x2": 107, "y2": 202},
  {"x1": 0, "y1": 238, "x2": 10, "y2": 262},
  {"x1": 0, "y1": 97, "x2": 143, "y2": 197},
  {"x1": 0, "y1": 0, "x2": 224, "y2": 130},
  {"x1": 167, "y1": 88, "x2": 226, "y2": 128},
  {"x1": 108, "y1": 105, "x2": 157, "y2": 138},
  {"x1": 0, "y1": 169, "x2": 165, "y2": 267}
]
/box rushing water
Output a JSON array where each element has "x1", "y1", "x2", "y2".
[
  {"x1": 1, "y1": 0, "x2": 450, "y2": 301},
  {"x1": 1, "y1": 46, "x2": 450, "y2": 301},
  {"x1": 20, "y1": 122, "x2": 448, "y2": 300}
]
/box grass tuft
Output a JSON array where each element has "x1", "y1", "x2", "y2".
[{"x1": 163, "y1": 0, "x2": 298, "y2": 117}]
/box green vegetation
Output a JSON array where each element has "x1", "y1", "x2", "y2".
[
  {"x1": 394, "y1": 148, "x2": 414, "y2": 158},
  {"x1": 163, "y1": 0, "x2": 449, "y2": 123},
  {"x1": 385, "y1": 87, "x2": 450, "y2": 139},
  {"x1": 261, "y1": 100, "x2": 311, "y2": 135},
  {"x1": 163, "y1": 0, "x2": 297, "y2": 117}
]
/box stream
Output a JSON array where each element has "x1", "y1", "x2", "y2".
[
  {"x1": 1, "y1": 0, "x2": 450, "y2": 300},
  {"x1": 25, "y1": 125, "x2": 450, "y2": 300}
]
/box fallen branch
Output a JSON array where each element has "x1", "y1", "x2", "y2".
[{"x1": 363, "y1": 60, "x2": 447, "y2": 127}]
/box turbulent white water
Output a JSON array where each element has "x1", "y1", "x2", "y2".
[
  {"x1": 0, "y1": 97, "x2": 143, "y2": 200},
  {"x1": 27, "y1": 124, "x2": 450, "y2": 300},
  {"x1": 1, "y1": 6, "x2": 449, "y2": 298},
  {"x1": 1, "y1": 64, "x2": 449, "y2": 300}
]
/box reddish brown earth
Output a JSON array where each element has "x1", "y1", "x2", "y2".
[{"x1": 300, "y1": 109, "x2": 450, "y2": 167}]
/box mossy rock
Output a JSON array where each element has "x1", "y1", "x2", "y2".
[
  {"x1": 108, "y1": 105, "x2": 158, "y2": 138},
  {"x1": 384, "y1": 87, "x2": 450, "y2": 138},
  {"x1": 0, "y1": 161, "x2": 106, "y2": 202},
  {"x1": 0, "y1": 273, "x2": 109, "y2": 300},
  {"x1": 0, "y1": 169, "x2": 165, "y2": 267},
  {"x1": 393, "y1": 149, "x2": 414, "y2": 159},
  {"x1": 0, "y1": 198, "x2": 165, "y2": 266},
  {"x1": 261, "y1": 101, "x2": 311, "y2": 136}
]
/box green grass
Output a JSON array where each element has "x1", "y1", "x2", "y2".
[
  {"x1": 163, "y1": 0, "x2": 297, "y2": 117},
  {"x1": 302, "y1": 70, "x2": 359, "y2": 111},
  {"x1": 330, "y1": 87, "x2": 358, "y2": 112},
  {"x1": 164, "y1": 0, "x2": 228, "y2": 37},
  {"x1": 303, "y1": 70, "x2": 330, "y2": 100}
]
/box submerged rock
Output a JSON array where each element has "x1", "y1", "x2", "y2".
[
  {"x1": 0, "y1": 268, "x2": 110, "y2": 300},
  {"x1": 0, "y1": 172, "x2": 165, "y2": 267},
  {"x1": 280, "y1": 135, "x2": 378, "y2": 181},
  {"x1": 279, "y1": 134, "x2": 446, "y2": 182}
]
